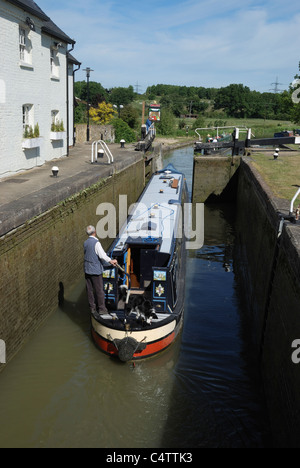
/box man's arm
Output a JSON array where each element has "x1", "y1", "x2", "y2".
[{"x1": 95, "y1": 241, "x2": 117, "y2": 266}]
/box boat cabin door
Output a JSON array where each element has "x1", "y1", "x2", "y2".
[{"x1": 126, "y1": 247, "x2": 140, "y2": 289}]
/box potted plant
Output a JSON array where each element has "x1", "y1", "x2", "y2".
[
  {"x1": 22, "y1": 123, "x2": 43, "y2": 149},
  {"x1": 50, "y1": 119, "x2": 66, "y2": 140}
]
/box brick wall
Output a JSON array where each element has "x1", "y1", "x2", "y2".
[
  {"x1": 0, "y1": 159, "x2": 145, "y2": 368},
  {"x1": 75, "y1": 124, "x2": 115, "y2": 144},
  {"x1": 236, "y1": 158, "x2": 300, "y2": 447},
  {"x1": 193, "y1": 155, "x2": 241, "y2": 203}
]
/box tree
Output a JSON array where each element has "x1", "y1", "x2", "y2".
[
  {"x1": 192, "y1": 115, "x2": 206, "y2": 129},
  {"x1": 120, "y1": 104, "x2": 139, "y2": 129},
  {"x1": 292, "y1": 105, "x2": 300, "y2": 124},
  {"x1": 108, "y1": 86, "x2": 135, "y2": 108},
  {"x1": 156, "y1": 109, "x2": 176, "y2": 136},
  {"x1": 89, "y1": 102, "x2": 117, "y2": 125},
  {"x1": 291, "y1": 64, "x2": 300, "y2": 124},
  {"x1": 214, "y1": 84, "x2": 252, "y2": 118},
  {"x1": 74, "y1": 81, "x2": 108, "y2": 106}
]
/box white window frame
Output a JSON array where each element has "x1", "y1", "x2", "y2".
[
  {"x1": 19, "y1": 26, "x2": 32, "y2": 67},
  {"x1": 22, "y1": 104, "x2": 34, "y2": 134},
  {"x1": 50, "y1": 47, "x2": 60, "y2": 79},
  {"x1": 19, "y1": 27, "x2": 26, "y2": 61},
  {"x1": 51, "y1": 109, "x2": 59, "y2": 128}
]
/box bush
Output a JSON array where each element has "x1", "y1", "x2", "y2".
[
  {"x1": 112, "y1": 118, "x2": 136, "y2": 143},
  {"x1": 156, "y1": 109, "x2": 176, "y2": 136}
]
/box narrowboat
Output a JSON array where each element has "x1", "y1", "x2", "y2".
[{"x1": 91, "y1": 164, "x2": 189, "y2": 362}]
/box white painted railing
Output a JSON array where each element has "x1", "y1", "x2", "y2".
[
  {"x1": 290, "y1": 187, "x2": 300, "y2": 216},
  {"x1": 195, "y1": 126, "x2": 251, "y2": 141},
  {"x1": 91, "y1": 140, "x2": 114, "y2": 164}
]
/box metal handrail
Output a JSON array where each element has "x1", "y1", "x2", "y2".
[
  {"x1": 91, "y1": 140, "x2": 114, "y2": 164},
  {"x1": 195, "y1": 126, "x2": 250, "y2": 140},
  {"x1": 145, "y1": 123, "x2": 156, "y2": 141},
  {"x1": 290, "y1": 187, "x2": 300, "y2": 216},
  {"x1": 99, "y1": 140, "x2": 114, "y2": 164}
]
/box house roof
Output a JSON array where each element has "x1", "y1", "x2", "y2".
[
  {"x1": 68, "y1": 53, "x2": 81, "y2": 66},
  {"x1": 5, "y1": 0, "x2": 75, "y2": 44},
  {"x1": 41, "y1": 18, "x2": 75, "y2": 45},
  {"x1": 5, "y1": 0, "x2": 49, "y2": 20}
]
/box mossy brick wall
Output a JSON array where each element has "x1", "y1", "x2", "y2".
[
  {"x1": 192, "y1": 155, "x2": 240, "y2": 203},
  {"x1": 236, "y1": 158, "x2": 300, "y2": 448},
  {"x1": 235, "y1": 159, "x2": 279, "y2": 353},
  {"x1": 261, "y1": 226, "x2": 300, "y2": 448},
  {"x1": 0, "y1": 159, "x2": 144, "y2": 368}
]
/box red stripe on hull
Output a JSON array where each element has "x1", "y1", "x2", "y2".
[{"x1": 91, "y1": 328, "x2": 176, "y2": 360}]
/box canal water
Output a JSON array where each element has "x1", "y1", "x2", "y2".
[{"x1": 0, "y1": 146, "x2": 272, "y2": 448}]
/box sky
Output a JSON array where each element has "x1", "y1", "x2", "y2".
[{"x1": 37, "y1": 0, "x2": 300, "y2": 93}]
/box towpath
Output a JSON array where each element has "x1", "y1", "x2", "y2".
[{"x1": 0, "y1": 142, "x2": 143, "y2": 237}]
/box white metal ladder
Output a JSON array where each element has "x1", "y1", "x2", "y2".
[{"x1": 91, "y1": 140, "x2": 114, "y2": 164}]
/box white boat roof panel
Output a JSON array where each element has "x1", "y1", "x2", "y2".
[{"x1": 113, "y1": 169, "x2": 184, "y2": 254}]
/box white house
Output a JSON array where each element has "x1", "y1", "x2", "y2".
[{"x1": 0, "y1": 0, "x2": 81, "y2": 179}]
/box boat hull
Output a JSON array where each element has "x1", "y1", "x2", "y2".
[{"x1": 91, "y1": 311, "x2": 184, "y2": 361}]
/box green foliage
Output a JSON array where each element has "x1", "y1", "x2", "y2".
[
  {"x1": 120, "y1": 104, "x2": 139, "y2": 129},
  {"x1": 73, "y1": 64, "x2": 299, "y2": 139},
  {"x1": 23, "y1": 124, "x2": 39, "y2": 138},
  {"x1": 74, "y1": 81, "x2": 108, "y2": 107},
  {"x1": 34, "y1": 123, "x2": 40, "y2": 137},
  {"x1": 291, "y1": 66, "x2": 300, "y2": 124},
  {"x1": 292, "y1": 104, "x2": 300, "y2": 124},
  {"x1": 112, "y1": 118, "x2": 136, "y2": 143},
  {"x1": 146, "y1": 84, "x2": 217, "y2": 118},
  {"x1": 74, "y1": 82, "x2": 136, "y2": 123},
  {"x1": 146, "y1": 81, "x2": 295, "y2": 122},
  {"x1": 75, "y1": 103, "x2": 87, "y2": 124},
  {"x1": 108, "y1": 86, "x2": 135, "y2": 108},
  {"x1": 191, "y1": 115, "x2": 206, "y2": 129},
  {"x1": 51, "y1": 120, "x2": 65, "y2": 132},
  {"x1": 214, "y1": 84, "x2": 294, "y2": 120},
  {"x1": 155, "y1": 108, "x2": 176, "y2": 136}
]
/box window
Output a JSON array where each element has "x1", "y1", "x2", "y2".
[
  {"x1": 19, "y1": 26, "x2": 32, "y2": 65},
  {"x1": 50, "y1": 49, "x2": 55, "y2": 74},
  {"x1": 51, "y1": 109, "x2": 59, "y2": 129},
  {"x1": 22, "y1": 104, "x2": 33, "y2": 136},
  {"x1": 19, "y1": 27, "x2": 26, "y2": 61},
  {"x1": 50, "y1": 47, "x2": 59, "y2": 79},
  {"x1": 51, "y1": 110, "x2": 59, "y2": 121}
]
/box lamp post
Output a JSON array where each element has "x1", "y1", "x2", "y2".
[{"x1": 83, "y1": 67, "x2": 94, "y2": 142}]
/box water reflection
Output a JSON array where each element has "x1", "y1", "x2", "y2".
[{"x1": 161, "y1": 204, "x2": 271, "y2": 448}]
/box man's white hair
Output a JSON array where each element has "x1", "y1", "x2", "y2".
[{"x1": 86, "y1": 225, "x2": 96, "y2": 236}]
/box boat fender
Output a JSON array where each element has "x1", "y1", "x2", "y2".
[{"x1": 115, "y1": 337, "x2": 147, "y2": 362}]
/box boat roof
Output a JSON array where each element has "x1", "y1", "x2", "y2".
[{"x1": 113, "y1": 165, "x2": 185, "y2": 255}]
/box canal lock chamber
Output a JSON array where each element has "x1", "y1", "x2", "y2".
[{"x1": 193, "y1": 151, "x2": 300, "y2": 448}]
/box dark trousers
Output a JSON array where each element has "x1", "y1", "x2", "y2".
[{"x1": 85, "y1": 274, "x2": 106, "y2": 313}]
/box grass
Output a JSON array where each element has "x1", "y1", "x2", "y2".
[
  {"x1": 131, "y1": 101, "x2": 300, "y2": 201},
  {"x1": 184, "y1": 117, "x2": 294, "y2": 139},
  {"x1": 250, "y1": 150, "x2": 300, "y2": 200}
]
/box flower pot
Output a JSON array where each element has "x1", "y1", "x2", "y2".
[
  {"x1": 50, "y1": 132, "x2": 66, "y2": 141},
  {"x1": 22, "y1": 137, "x2": 43, "y2": 149}
]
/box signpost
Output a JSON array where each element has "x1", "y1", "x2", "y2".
[{"x1": 149, "y1": 103, "x2": 161, "y2": 122}]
